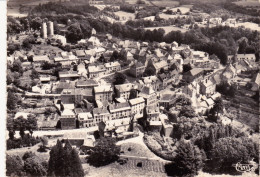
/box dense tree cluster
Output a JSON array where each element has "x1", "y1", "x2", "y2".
[
  {"x1": 6, "y1": 152, "x2": 48, "y2": 176},
  {"x1": 136, "y1": 6, "x2": 160, "y2": 19},
  {"x1": 6, "y1": 155, "x2": 24, "y2": 176},
  {"x1": 169, "y1": 114, "x2": 259, "y2": 175},
  {"x1": 210, "y1": 137, "x2": 259, "y2": 174},
  {"x1": 222, "y1": 2, "x2": 260, "y2": 17},
  {"x1": 113, "y1": 72, "x2": 126, "y2": 85},
  {"x1": 165, "y1": 140, "x2": 205, "y2": 176},
  {"x1": 125, "y1": 16, "x2": 193, "y2": 28},
  {"x1": 216, "y1": 81, "x2": 237, "y2": 97},
  {"x1": 120, "y1": 4, "x2": 135, "y2": 13},
  {"x1": 66, "y1": 20, "x2": 92, "y2": 43},
  {"x1": 30, "y1": 2, "x2": 98, "y2": 16}
]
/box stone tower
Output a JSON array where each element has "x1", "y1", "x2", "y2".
[
  {"x1": 47, "y1": 21, "x2": 54, "y2": 37},
  {"x1": 41, "y1": 22, "x2": 47, "y2": 39}
]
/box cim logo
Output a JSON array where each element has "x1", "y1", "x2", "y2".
[{"x1": 234, "y1": 162, "x2": 258, "y2": 172}]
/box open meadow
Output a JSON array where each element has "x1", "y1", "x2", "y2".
[
  {"x1": 234, "y1": 0, "x2": 260, "y2": 7},
  {"x1": 145, "y1": 25, "x2": 188, "y2": 34}
]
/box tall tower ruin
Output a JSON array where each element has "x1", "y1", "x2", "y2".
[
  {"x1": 47, "y1": 21, "x2": 54, "y2": 37},
  {"x1": 41, "y1": 22, "x2": 47, "y2": 39}
]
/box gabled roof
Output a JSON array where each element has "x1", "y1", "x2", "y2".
[
  {"x1": 154, "y1": 60, "x2": 168, "y2": 70},
  {"x1": 93, "y1": 107, "x2": 110, "y2": 115},
  {"x1": 105, "y1": 61, "x2": 120, "y2": 68},
  {"x1": 94, "y1": 85, "x2": 113, "y2": 93},
  {"x1": 56, "y1": 81, "x2": 75, "y2": 89},
  {"x1": 76, "y1": 79, "x2": 98, "y2": 87},
  {"x1": 61, "y1": 109, "x2": 75, "y2": 117},
  {"x1": 115, "y1": 83, "x2": 135, "y2": 92},
  {"x1": 33, "y1": 55, "x2": 49, "y2": 62},
  {"x1": 185, "y1": 68, "x2": 204, "y2": 76},
  {"x1": 59, "y1": 71, "x2": 79, "y2": 78},
  {"x1": 129, "y1": 97, "x2": 145, "y2": 106},
  {"x1": 88, "y1": 65, "x2": 106, "y2": 73},
  {"x1": 109, "y1": 102, "x2": 131, "y2": 112},
  {"x1": 139, "y1": 86, "x2": 155, "y2": 96},
  {"x1": 75, "y1": 50, "x2": 86, "y2": 57},
  {"x1": 61, "y1": 88, "x2": 92, "y2": 96}
]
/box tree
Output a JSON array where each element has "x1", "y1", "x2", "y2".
[
  {"x1": 24, "y1": 155, "x2": 47, "y2": 176},
  {"x1": 48, "y1": 140, "x2": 84, "y2": 177},
  {"x1": 13, "y1": 116, "x2": 27, "y2": 138},
  {"x1": 113, "y1": 72, "x2": 126, "y2": 85},
  {"x1": 48, "y1": 139, "x2": 65, "y2": 176},
  {"x1": 41, "y1": 61, "x2": 54, "y2": 70},
  {"x1": 11, "y1": 60, "x2": 23, "y2": 74},
  {"x1": 68, "y1": 149, "x2": 84, "y2": 177},
  {"x1": 238, "y1": 39, "x2": 248, "y2": 54},
  {"x1": 168, "y1": 140, "x2": 204, "y2": 176},
  {"x1": 30, "y1": 69, "x2": 39, "y2": 80},
  {"x1": 87, "y1": 137, "x2": 120, "y2": 167},
  {"x1": 26, "y1": 114, "x2": 38, "y2": 136},
  {"x1": 22, "y1": 151, "x2": 36, "y2": 161},
  {"x1": 66, "y1": 23, "x2": 84, "y2": 44},
  {"x1": 7, "y1": 90, "x2": 18, "y2": 111},
  {"x1": 6, "y1": 155, "x2": 24, "y2": 176},
  {"x1": 207, "y1": 98, "x2": 223, "y2": 122},
  {"x1": 179, "y1": 105, "x2": 196, "y2": 118},
  {"x1": 175, "y1": 95, "x2": 192, "y2": 106},
  {"x1": 183, "y1": 64, "x2": 192, "y2": 73},
  {"x1": 30, "y1": 17, "x2": 42, "y2": 30},
  {"x1": 22, "y1": 38, "x2": 32, "y2": 50},
  {"x1": 210, "y1": 137, "x2": 259, "y2": 174},
  {"x1": 143, "y1": 66, "x2": 156, "y2": 77}
]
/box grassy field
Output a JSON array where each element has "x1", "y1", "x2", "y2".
[
  {"x1": 223, "y1": 87, "x2": 259, "y2": 131},
  {"x1": 120, "y1": 142, "x2": 156, "y2": 158},
  {"x1": 83, "y1": 161, "x2": 167, "y2": 177},
  {"x1": 159, "y1": 13, "x2": 188, "y2": 20},
  {"x1": 114, "y1": 11, "x2": 136, "y2": 21},
  {"x1": 150, "y1": 0, "x2": 180, "y2": 7},
  {"x1": 234, "y1": 0, "x2": 260, "y2": 7},
  {"x1": 145, "y1": 25, "x2": 188, "y2": 34}
]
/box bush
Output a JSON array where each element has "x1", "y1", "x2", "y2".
[
  {"x1": 22, "y1": 151, "x2": 36, "y2": 161},
  {"x1": 143, "y1": 135, "x2": 175, "y2": 161},
  {"x1": 37, "y1": 145, "x2": 48, "y2": 152},
  {"x1": 24, "y1": 156, "x2": 48, "y2": 176},
  {"x1": 6, "y1": 135, "x2": 41, "y2": 150},
  {"x1": 6, "y1": 155, "x2": 24, "y2": 176}
]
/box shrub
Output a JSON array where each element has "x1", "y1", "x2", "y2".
[
  {"x1": 24, "y1": 156, "x2": 47, "y2": 176},
  {"x1": 22, "y1": 151, "x2": 36, "y2": 161},
  {"x1": 6, "y1": 135, "x2": 41, "y2": 150},
  {"x1": 6, "y1": 155, "x2": 24, "y2": 176},
  {"x1": 37, "y1": 145, "x2": 48, "y2": 152}
]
